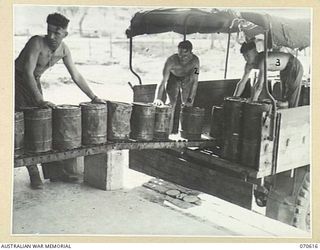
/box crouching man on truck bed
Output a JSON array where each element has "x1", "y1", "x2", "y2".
[
  {"x1": 15, "y1": 13, "x2": 105, "y2": 189},
  {"x1": 153, "y1": 40, "x2": 200, "y2": 132},
  {"x1": 233, "y1": 41, "x2": 303, "y2": 108}
]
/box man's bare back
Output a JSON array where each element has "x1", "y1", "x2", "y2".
[
  {"x1": 248, "y1": 51, "x2": 291, "y2": 72},
  {"x1": 234, "y1": 41, "x2": 303, "y2": 107}
]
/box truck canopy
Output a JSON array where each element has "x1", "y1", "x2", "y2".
[{"x1": 126, "y1": 8, "x2": 310, "y2": 50}]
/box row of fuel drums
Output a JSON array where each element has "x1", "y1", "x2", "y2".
[
  {"x1": 14, "y1": 101, "x2": 205, "y2": 155},
  {"x1": 210, "y1": 97, "x2": 275, "y2": 170}
]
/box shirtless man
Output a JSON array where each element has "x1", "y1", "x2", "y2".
[
  {"x1": 233, "y1": 41, "x2": 303, "y2": 108},
  {"x1": 15, "y1": 13, "x2": 105, "y2": 189},
  {"x1": 153, "y1": 40, "x2": 200, "y2": 132}
]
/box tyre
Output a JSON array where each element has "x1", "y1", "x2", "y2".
[{"x1": 292, "y1": 172, "x2": 310, "y2": 231}]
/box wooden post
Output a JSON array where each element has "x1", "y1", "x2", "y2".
[
  {"x1": 84, "y1": 150, "x2": 127, "y2": 190},
  {"x1": 210, "y1": 34, "x2": 214, "y2": 50},
  {"x1": 88, "y1": 38, "x2": 92, "y2": 59},
  {"x1": 109, "y1": 32, "x2": 113, "y2": 58},
  {"x1": 161, "y1": 41, "x2": 164, "y2": 54}
]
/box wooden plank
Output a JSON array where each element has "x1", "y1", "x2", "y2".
[
  {"x1": 257, "y1": 112, "x2": 274, "y2": 175},
  {"x1": 142, "y1": 179, "x2": 200, "y2": 209},
  {"x1": 275, "y1": 106, "x2": 310, "y2": 173},
  {"x1": 184, "y1": 148, "x2": 259, "y2": 179},
  {"x1": 129, "y1": 149, "x2": 255, "y2": 209},
  {"x1": 272, "y1": 113, "x2": 282, "y2": 175},
  {"x1": 147, "y1": 178, "x2": 200, "y2": 195},
  {"x1": 14, "y1": 139, "x2": 214, "y2": 167},
  {"x1": 130, "y1": 150, "x2": 252, "y2": 208},
  {"x1": 164, "y1": 196, "x2": 194, "y2": 209}
]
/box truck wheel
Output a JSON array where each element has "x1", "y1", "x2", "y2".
[
  {"x1": 292, "y1": 172, "x2": 310, "y2": 231},
  {"x1": 254, "y1": 185, "x2": 269, "y2": 207}
]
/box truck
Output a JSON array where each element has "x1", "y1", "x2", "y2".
[
  {"x1": 13, "y1": 7, "x2": 311, "y2": 233},
  {"x1": 125, "y1": 8, "x2": 311, "y2": 231}
]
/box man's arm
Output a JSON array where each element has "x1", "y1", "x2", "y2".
[
  {"x1": 233, "y1": 63, "x2": 252, "y2": 97},
  {"x1": 153, "y1": 58, "x2": 171, "y2": 106},
  {"x1": 185, "y1": 56, "x2": 200, "y2": 106},
  {"x1": 22, "y1": 37, "x2": 54, "y2": 107},
  {"x1": 62, "y1": 45, "x2": 105, "y2": 103},
  {"x1": 251, "y1": 62, "x2": 264, "y2": 101}
]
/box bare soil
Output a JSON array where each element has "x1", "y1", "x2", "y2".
[{"x1": 12, "y1": 165, "x2": 309, "y2": 237}]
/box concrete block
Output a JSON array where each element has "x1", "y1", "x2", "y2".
[{"x1": 84, "y1": 150, "x2": 128, "y2": 191}]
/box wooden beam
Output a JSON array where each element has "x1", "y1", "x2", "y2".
[
  {"x1": 129, "y1": 149, "x2": 255, "y2": 209},
  {"x1": 14, "y1": 139, "x2": 214, "y2": 167},
  {"x1": 184, "y1": 148, "x2": 259, "y2": 179}
]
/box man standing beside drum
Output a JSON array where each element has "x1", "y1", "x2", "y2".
[
  {"x1": 153, "y1": 40, "x2": 200, "y2": 133},
  {"x1": 15, "y1": 13, "x2": 105, "y2": 189},
  {"x1": 233, "y1": 41, "x2": 303, "y2": 108}
]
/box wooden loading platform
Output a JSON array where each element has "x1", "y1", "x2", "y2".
[{"x1": 14, "y1": 138, "x2": 215, "y2": 168}]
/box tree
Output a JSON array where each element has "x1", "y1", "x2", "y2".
[{"x1": 57, "y1": 6, "x2": 88, "y2": 36}]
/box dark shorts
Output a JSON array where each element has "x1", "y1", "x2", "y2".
[
  {"x1": 280, "y1": 56, "x2": 303, "y2": 108},
  {"x1": 165, "y1": 73, "x2": 195, "y2": 106},
  {"x1": 15, "y1": 70, "x2": 42, "y2": 110}
]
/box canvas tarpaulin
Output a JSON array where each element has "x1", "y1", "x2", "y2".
[
  {"x1": 126, "y1": 8, "x2": 310, "y2": 50},
  {"x1": 240, "y1": 12, "x2": 310, "y2": 50},
  {"x1": 126, "y1": 8, "x2": 239, "y2": 37}
]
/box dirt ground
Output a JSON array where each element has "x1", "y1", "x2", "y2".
[{"x1": 12, "y1": 162, "x2": 309, "y2": 237}]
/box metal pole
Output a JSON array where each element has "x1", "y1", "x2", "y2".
[
  {"x1": 224, "y1": 32, "x2": 231, "y2": 79},
  {"x1": 263, "y1": 31, "x2": 276, "y2": 102},
  {"x1": 264, "y1": 31, "x2": 277, "y2": 143},
  {"x1": 183, "y1": 14, "x2": 192, "y2": 41},
  {"x1": 263, "y1": 32, "x2": 268, "y2": 94},
  {"x1": 129, "y1": 37, "x2": 142, "y2": 85}
]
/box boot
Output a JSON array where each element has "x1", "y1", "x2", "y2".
[{"x1": 27, "y1": 165, "x2": 43, "y2": 189}]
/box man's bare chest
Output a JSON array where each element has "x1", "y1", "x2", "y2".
[
  {"x1": 171, "y1": 63, "x2": 194, "y2": 76},
  {"x1": 37, "y1": 49, "x2": 63, "y2": 68}
]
